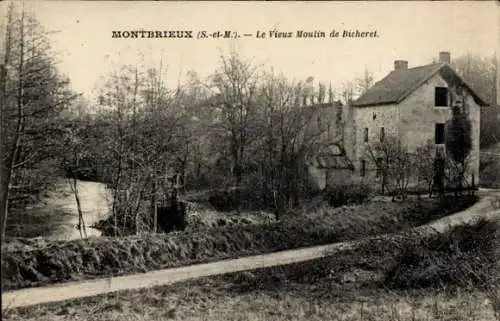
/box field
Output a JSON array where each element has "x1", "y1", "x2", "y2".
[
  {"x1": 1, "y1": 196, "x2": 477, "y2": 291},
  {"x1": 3, "y1": 218, "x2": 498, "y2": 321}
]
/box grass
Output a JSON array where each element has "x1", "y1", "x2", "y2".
[
  {"x1": 3, "y1": 287, "x2": 497, "y2": 321},
  {"x1": 2, "y1": 196, "x2": 477, "y2": 291},
  {"x1": 3, "y1": 218, "x2": 498, "y2": 321}
]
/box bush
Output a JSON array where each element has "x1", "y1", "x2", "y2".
[
  {"x1": 323, "y1": 182, "x2": 372, "y2": 207},
  {"x1": 480, "y1": 160, "x2": 500, "y2": 188},
  {"x1": 208, "y1": 186, "x2": 274, "y2": 211},
  {"x1": 384, "y1": 218, "x2": 499, "y2": 290}
]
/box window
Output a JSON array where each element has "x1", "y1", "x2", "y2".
[
  {"x1": 364, "y1": 128, "x2": 369, "y2": 142},
  {"x1": 435, "y1": 123, "x2": 445, "y2": 144},
  {"x1": 360, "y1": 160, "x2": 366, "y2": 177},
  {"x1": 380, "y1": 127, "x2": 385, "y2": 142},
  {"x1": 435, "y1": 87, "x2": 449, "y2": 107}
]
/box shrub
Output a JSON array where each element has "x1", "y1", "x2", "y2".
[
  {"x1": 323, "y1": 182, "x2": 372, "y2": 207},
  {"x1": 480, "y1": 159, "x2": 500, "y2": 188},
  {"x1": 384, "y1": 218, "x2": 499, "y2": 290},
  {"x1": 208, "y1": 186, "x2": 273, "y2": 211}
]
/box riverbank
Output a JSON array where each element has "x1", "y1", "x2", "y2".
[{"x1": 2, "y1": 195, "x2": 477, "y2": 291}]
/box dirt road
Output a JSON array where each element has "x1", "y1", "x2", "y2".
[{"x1": 2, "y1": 190, "x2": 499, "y2": 310}]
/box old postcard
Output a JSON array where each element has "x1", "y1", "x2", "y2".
[{"x1": 1, "y1": 1, "x2": 499, "y2": 320}]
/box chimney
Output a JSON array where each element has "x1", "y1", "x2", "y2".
[
  {"x1": 439, "y1": 51, "x2": 451, "y2": 64},
  {"x1": 394, "y1": 60, "x2": 408, "y2": 71}
]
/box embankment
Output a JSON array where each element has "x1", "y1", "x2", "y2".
[{"x1": 2, "y1": 196, "x2": 477, "y2": 291}]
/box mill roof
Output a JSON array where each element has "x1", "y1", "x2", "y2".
[{"x1": 352, "y1": 63, "x2": 489, "y2": 107}]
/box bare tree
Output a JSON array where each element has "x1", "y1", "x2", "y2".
[
  {"x1": 63, "y1": 127, "x2": 87, "y2": 239},
  {"x1": 209, "y1": 51, "x2": 260, "y2": 191},
  {"x1": 414, "y1": 140, "x2": 436, "y2": 197},
  {"x1": 340, "y1": 81, "x2": 356, "y2": 105},
  {"x1": 367, "y1": 135, "x2": 414, "y2": 200},
  {"x1": 355, "y1": 67, "x2": 374, "y2": 96},
  {"x1": 95, "y1": 61, "x2": 188, "y2": 235},
  {"x1": 0, "y1": 3, "x2": 75, "y2": 240},
  {"x1": 259, "y1": 71, "x2": 329, "y2": 218}
]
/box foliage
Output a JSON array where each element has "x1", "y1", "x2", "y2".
[
  {"x1": 323, "y1": 181, "x2": 372, "y2": 207},
  {"x1": 445, "y1": 106, "x2": 473, "y2": 190},
  {"x1": 446, "y1": 107, "x2": 472, "y2": 165}
]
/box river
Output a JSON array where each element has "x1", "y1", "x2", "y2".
[{"x1": 28, "y1": 179, "x2": 112, "y2": 241}]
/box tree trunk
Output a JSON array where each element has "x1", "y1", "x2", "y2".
[
  {"x1": 0, "y1": 61, "x2": 6, "y2": 241},
  {"x1": 1, "y1": 9, "x2": 25, "y2": 240},
  {"x1": 275, "y1": 184, "x2": 286, "y2": 221},
  {"x1": 151, "y1": 171, "x2": 157, "y2": 233},
  {"x1": 111, "y1": 159, "x2": 122, "y2": 237},
  {"x1": 68, "y1": 177, "x2": 87, "y2": 239}
]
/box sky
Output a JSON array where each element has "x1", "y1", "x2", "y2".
[{"x1": 3, "y1": 1, "x2": 499, "y2": 100}]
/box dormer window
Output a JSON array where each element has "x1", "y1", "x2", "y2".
[{"x1": 435, "y1": 87, "x2": 449, "y2": 107}]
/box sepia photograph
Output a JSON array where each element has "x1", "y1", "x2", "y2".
[{"x1": 1, "y1": 1, "x2": 499, "y2": 320}]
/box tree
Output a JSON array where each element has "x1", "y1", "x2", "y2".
[
  {"x1": 340, "y1": 81, "x2": 355, "y2": 105},
  {"x1": 445, "y1": 106, "x2": 472, "y2": 191},
  {"x1": 414, "y1": 140, "x2": 436, "y2": 197},
  {"x1": 355, "y1": 67, "x2": 374, "y2": 96},
  {"x1": 317, "y1": 82, "x2": 326, "y2": 104},
  {"x1": 63, "y1": 127, "x2": 87, "y2": 239},
  {"x1": 452, "y1": 54, "x2": 498, "y2": 148},
  {"x1": 209, "y1": 52, "x2": 260, "y2": 191},
  {"x1": 0, "y1": 3, "x2": 75, "y2": 240},
  {"x1": 328, "y1": 82, "x2": 335, "y2": 103},
  {"x1": 367, "y1": 135, "x2": 414, "y2": 200},
  {"x1": 259, "y1": 71, "x2": 329, "y2": 218},
  {"x1": 92, "y1": 60, "x2": 192, "y2": 236},
  {"x1": 175, "y1": 70, "x2": 213, "y2": 190}
]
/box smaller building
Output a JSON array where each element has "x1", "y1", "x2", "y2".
[
  {"x1": 307, "y1": 142, "x2": 354, "y2": 190},
  {"x1": 304, "y1": 101, "x2": 356, "y2": 190}
]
